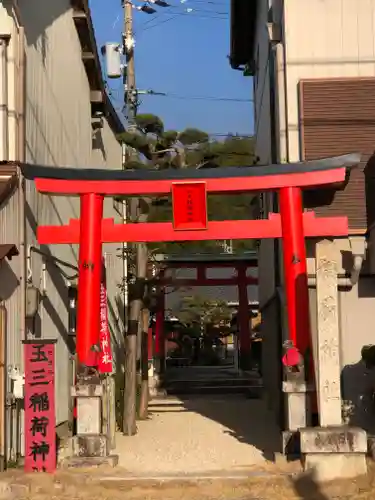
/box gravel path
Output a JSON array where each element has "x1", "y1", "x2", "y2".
[{"x1": 115, "y1": 395, "x2": 284, "y2": 476}]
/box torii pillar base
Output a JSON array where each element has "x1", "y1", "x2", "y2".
[
  {"x1": 300, "y1": 427, "x2": 367, "y2": 482},
  {"x1": 60, "y1": 380, "x2": 118, "y2": 468}
]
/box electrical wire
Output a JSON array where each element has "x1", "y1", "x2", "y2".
[
  {"x1": 162, "y1": 5, "x2": 228, "y2": 15},
  {"x1": 146, "y1": 92, "x2": 252, "y2": 102},
  {"x1": 138, "y1": 14, "x2": 180, "y2": 33},
  {"x1": 142, "y1": 11, "x2": 228, "y2": 19},
  {"x1": 180, "y1": 0, "x2": 227, "y2": 4},
  {"x1": 109, "y1": 86, "x2": 252, "y2": 103}
]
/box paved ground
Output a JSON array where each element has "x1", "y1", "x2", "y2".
[
  {"x1": 2, "y1": 467, "x2": 375, "y2": 499},
  {"x1": 114, "y1": 394, "x2": 287, "y2": 476},
  {"x1": 2, "y1": 392, "x2": 375, "y2": 498}
]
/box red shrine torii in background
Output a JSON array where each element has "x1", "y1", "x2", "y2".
[
  {"x1": 20, "y1": 153, "x2": 359, "y2": 374},
  {"x1": 154, "y1": 258, "x2": 258, "y2": 370}
]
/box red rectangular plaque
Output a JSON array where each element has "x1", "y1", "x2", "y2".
[
  {"x1": 98, "y1": 281, "x2": 113, "y2": 373},
  {"x1": 23, "y1": 340, "x2": 56, "y2": 473},
  {"x1": 172, "y1": 181, "x2": 207, "y2": 230}
]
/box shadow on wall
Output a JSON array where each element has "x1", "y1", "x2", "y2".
[
  {"x1": 0, "y1": 261, "x2": 19, "y2": 301},
  {"x1": 92, "y1": 129, "x2": 107, "y2": 162},
  {"x1": 14, "y1": 0, "x2": 72, "y2": 62},
  {"x1": 342, "y1": 345, "x2": 375, "y2": 435},
  {"x1": 24, "y1": 201, "x2": 76, "y2": 354}
]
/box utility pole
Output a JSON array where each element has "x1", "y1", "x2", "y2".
[
  {"x1": 122, "y1": 0, "x2": 138, "y2": 436},
  {"x1": 124, "y1": 0, "x2": 137, "y2": 128}
]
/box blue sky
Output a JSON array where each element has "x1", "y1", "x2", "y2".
[{"x1": 90, "y1": 0, "x2": 254, "y2": 137}]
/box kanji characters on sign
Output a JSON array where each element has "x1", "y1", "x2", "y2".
[
  {"x1": 98, "y1": 281, "x2": 113, "y2": 373},
  {"x1": 23, "y1": 341, "x2": 56, "y2": 473}
]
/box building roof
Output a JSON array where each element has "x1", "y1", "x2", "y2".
[
  {"x1": 0, "y1": 244, "x2": 18, "y2": 261},
  {"x1": 70, "y1": 0, "x2": 124, "y2": 137},
  {"x1": 0, "y1": 164, "x2": 18, "y2": 205},
  {"x1": 229, "y1": 0, "x2": 258, "y2": 69}
]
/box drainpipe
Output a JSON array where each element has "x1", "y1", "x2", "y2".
[
  {"x1": 268, "y1": 34, "x2": 285, "y2": 428},
  {"x1": 0, "y1": 36, "x2": 9, "y2": 162},
  {"x1": 121, "y1": 142, "x2": 128, "y2": 331},
  {"x1": 307, "y1": 237, "x2": 366, "y2": 288},
  {"x1": 0, "y1": 34, "x2": 9, "y2": 470},
  {"x1": 17, "y1": 28, "x2": 26, "y2": 341}
]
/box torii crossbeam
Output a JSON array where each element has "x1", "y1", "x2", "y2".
[{"x1": 19, "y1": 153, "x2": 360, "y2": 369}]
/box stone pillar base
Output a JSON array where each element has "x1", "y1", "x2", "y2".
[
  {"x1": 149, "y1": 373, "x2": 167, "y2": 399},
  {"x1": 282, "y1": 375, "x2": 313, "y2": 458},
  {"x1": 60, "y1": 455, "x2": 119, "y2": 468},
  {"x1": 300, "y1": 426, "x2": 367, "y2": 482},
  {"x1": 69, "y1": 381, "x2": 118, "y2": 468}
]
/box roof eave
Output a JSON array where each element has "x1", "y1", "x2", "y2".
[
  {"x1": 70, "y1": 0, "x2": 124, "y2": 138},
  {"x1": 230, "y1": 0, "x2": 258, "y2": 70}
]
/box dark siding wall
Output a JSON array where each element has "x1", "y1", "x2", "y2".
[{"x1": 299, "y1": 78, "x2": 375, "y2": 231}]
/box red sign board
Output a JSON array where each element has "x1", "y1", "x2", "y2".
[
  {"x1": 172, "y1": 182, "x2": 208, "y2": 230},
  {"x1": 98, "y1": 282, "x2": 113, "y2": 373},
  {"x1": 24, "y1": 340, "x2": 56, "y2": 473}
]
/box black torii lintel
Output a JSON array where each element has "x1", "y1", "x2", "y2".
[{"x1": 12, "y1": 153, "x2": 361, "y2": 182}]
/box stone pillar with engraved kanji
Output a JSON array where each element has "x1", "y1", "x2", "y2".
[{"x1": 299, "y1": 240, "x2": 367, "y2": 482}]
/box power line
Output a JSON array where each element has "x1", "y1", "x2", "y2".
[
  {"x1": 208, "y1": 133, "x2": 253, "y2": 137},
  {"x1": 164, "y1": 5, "x2": 228, "y2": 15},
  {"x1": 141, "y1": 11, "x2": 228, "y2": 19},
  {"x1": 109, "y1": 86, "x2": 253, "y2": 103},
  {"x1": 180, "y1": 0, "x2": 227, "y2": 4},
  {"x1": 144, "y1": 90, "x2": 252, "y2": 102},
  {"x1": 138, "y1": 14, "x2": 180, "y2": 33}
]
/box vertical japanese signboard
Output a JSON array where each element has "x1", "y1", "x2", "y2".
[
  {"x1": 172, "y1": 181, "x2": 208, "y2": 231},
  {"x1": 23, "y1": 340, "x2": 56, "y2": 473},
  {"x1": 98, "y1": 281, "x2": 113, "y2": 374}
]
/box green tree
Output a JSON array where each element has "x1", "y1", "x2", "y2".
[{"x1": 177, "y1": 295, "x2": 233, "y2": 327}]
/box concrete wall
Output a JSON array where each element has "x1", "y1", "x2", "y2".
[{"x1": 0, "y1": 0, "x2": 123, "y2": 459}]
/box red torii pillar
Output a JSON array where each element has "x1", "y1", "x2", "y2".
[
  {"x1": 22, "y1": 153, "x2": 359, "y2": 379},
  {"x1": 280, "y1": 187, "x2": 310, "y2": 355},
  {"x1": 76, "y1": 193, "x2": 104, "y2": 368}
]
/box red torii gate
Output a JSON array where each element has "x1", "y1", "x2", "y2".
[
  {"x1": 154, "y1": 257, "x2": 258, "y2": 370},
  {"x1": 20, "y1": 153, "x2": 359, "y2": 371}
]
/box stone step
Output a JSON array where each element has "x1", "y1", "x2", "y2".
[
  {"x1": 164, "y1": 378, "x2": 261, "y2": 389},
  {"x1": 165, "y1": 384, "x2": 262, "y2": 397}
]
